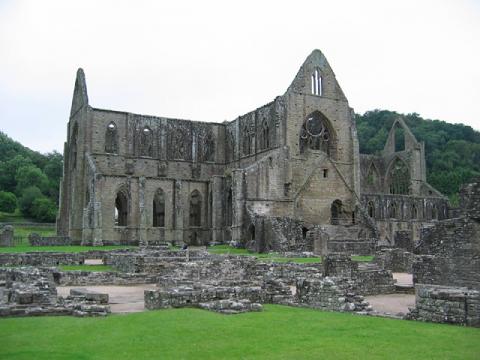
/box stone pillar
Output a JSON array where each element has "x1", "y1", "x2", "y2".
[
  {"x1": 231, "y1": 169, "x2": 245, "y2": 244},
  {"x1": 174, "y1": 180, "x2": 184, "y2": 245},
  {"x1": 211, "y1": 175, "x2": 224, "y2": 243},
  {"x1": 138, "y1": 177, "x2": 148, "y2": 247},
  {"x1": 0, "y1": 225, "x2": 14, "y2": 247}
]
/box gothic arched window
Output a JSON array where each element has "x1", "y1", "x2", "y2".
[
  {"x1": 140, "y1": 126, "x2": 153, "y2": 157},
  {"x1": 388, "y1": 202, "x2": 398, "y2": 219},
  {"x1": 261, "y1": 120, "x2": 270, "y2": 150},
  {"x1": 411, "y1": 204, "x2": 418, "y2": 219},
  {"x1": 105, "y1": 122, "x2": 118, "y2": 154},
  {"x1": 189, "y1": 190, "x2": 202, "y2": 227},
  {"x1": 226, "y1": 187, "x2": 233, "y2": 226},
  {"x1": 367, "y1": 201, "x2": 375, "y2": 218},
  {"x1": 153, "y1": 189, "x2": 165, "y2": 227},
  {"x1": 388, "y1": 158, "x2": 410, "y2": 195},
  {"x1": 243, "y1": 126, "x2": 250, "y2": 156},
  {"x1": 114, "y1": 190, "x2": 128, "y2": 226},
  {"x1": 367, "y1": 164, "x2": 380, "y2": 188},
  {"x1": 299, "y1": 111, "x2": 334, "y2": 157}
]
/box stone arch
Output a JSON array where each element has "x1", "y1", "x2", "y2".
[
  {"x1": 140, "y1": 126, "x2": 153, "y2": 157},
  {"x1": 114, "y1": 187, "x2": 129, "y2": 226},
  {"x1": 367, "y1": 201, "x2": 375, "y2": 218},
  {"x1": 367, "y1": 162, "x2": 381, "y2": 188},
  {"x1": 153, "y1": 188, "x2": 165, "y2": 227},
  {"x1": 299, "y1": 111, "x2": 335, "y2": 157},
  {"x1": 387, "y1": 157, "x2": 410, "y2": 195},
  {"x1": 432, "y1": 204, "x2": 438, "y2": 220},
  {"x1": 411, "y1": 204, "x2": 418, "y2": 219},
  {"x1": 105, "y1": 121, "x2": 118, "y2": 154},
  {"x1": 331, "y1": 199, "x2": 342, "y2": 225},
  {"x1": 261, "y1": 119, "x2": 270, "y2": 150},
  {"x1": 388, "y1": 201, "x2": 398, "y2": 219},
  {"x1": 248, "y1": 224, "x2": 255, "y2": 241},
  {"x1": 189, "y1": 190, "x2": 202, "y2": 227},
  {"x1": 311, "y1": 67, "x2": 322, "y2": 96}
]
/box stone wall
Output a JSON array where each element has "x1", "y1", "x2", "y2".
[
  {"x1": 0, "y1": 253, "x2": 85, "y2": 267},
  {"x1": 375, "y1": 248, "x2": 414, "y2": 273},
  {"x1": 0, "y1": 225, "x2": 13, "y2": 247},
  {"x1": 408, "y1": 285, "x2": 480, "y2": 327},
  {"x1": 28, "y1": 233, "x2": 72, "y2": 246}
]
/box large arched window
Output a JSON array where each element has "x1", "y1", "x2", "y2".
[
  {"x1": 261, "y1": 120, "x2": 270, "y2": 150},
  {"x1": 140, "y1": 127, "x2": 153, "y2": 157},
  {"x1": 153, "y1": 189, "x2": 165, "y2": 227},
  {"x1": 189, "y1": 190, "x2": 202, "y2": 227},
  {"x1": 299, "y1": 111, "x2": 334, "y2": 156},
  {"x1": 367, "y1": 164, "x2": 380, "y2": 188},
  {"x1": 105, "y1": 122, "x2": 118, "y2": 153},
  {"x1": 114, "y1": 190, "x2": 128, "y2": 226},
  {"x1": 388, "y1": 158, "x2": 410, "y2": 195}
]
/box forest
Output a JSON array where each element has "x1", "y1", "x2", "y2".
[{"x1": 0, "y1": 109, "x2": 478, "y2": 221}]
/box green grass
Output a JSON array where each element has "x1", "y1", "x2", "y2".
[
  {"x1": 58, "y1": 265, "x2": 116, "y2": 272},
  {"x1": 0, "y1": 245, "x2": 133, "y2": 253},
  {"x1": 208, "y1": 245, "x2": 374, "y2": 264},
  {"x1": 0, "y1": 305, "x2": 478, "y2": 360},
  {"x1": 0, "y1": 210, "x2": 33, "y2": 223}
]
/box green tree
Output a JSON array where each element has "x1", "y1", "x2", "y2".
[
  {"x1": 18, "y1": 186, "x2": 43, "y2": 218},
  {"x1": 15, "y1": 164, "x2": 49, "y2": 194},
  {"x1": 0, "y1": 155, "x2": 33, "y2": 193},
  {"x1": 31, "y1": 197, "x2": 57, "y2": 222},
  {"x1": 0, "y1": 191, "x2": 17, "y2": 213}
]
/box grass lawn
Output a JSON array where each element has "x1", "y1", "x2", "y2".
[
  {"x1": 208, "y1": 245, "x2": 374, "y2": 263},
  {"x1": 0, "y1": 305, "x2": 478, "y2": 360},
  {"x1": 58, "y1": 264, "x2": 116, "y2": 272},
  {"x1": 0, "y1": 245, "x2": 133, "y2": 253}
]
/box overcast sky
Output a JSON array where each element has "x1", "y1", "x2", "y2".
[{"x1": 0, "y1": 0, "x2": 479, "y2": 154}]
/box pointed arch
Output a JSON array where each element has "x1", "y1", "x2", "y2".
[
  {"x1": 105, "y1": 122, "x2": 118, "y2": 153},
  {"x1": 432, "y1": 204, "x2": 438, "y2": 220},
  {"x1": 226, "y1": 187, "x2": 233, "y2": 227},
  {"x1": 388, "y1": 201, "x2": 398, "y2": 219},
  {"x1": 311, "y1": 68, "x2": 322, "y2": 96},
  {"x1": 114, "y1": 187, "x2": 129, "y2": 226},
  {"x1": 261, "y1": 120, "x2": 270, "y2": 150},
  {"x1": 387, "y1": 157, "x2": 410, "y2": 195},
  {"x1": 189, "y1": 190, "x2": 202, "y2": 227},
  {"x1": 153, "y1": 188, "x2": 165, "y2": 227},
  {"x1": 331, "y1": 199, "x2": 342, "y2": 225},
  {"x1": 367, "y1": 201, "x2": 375, "y2": 218},
  {"x1": 299, "y1": 111, "x2": 335, "y2": 157},
  {"x1": 411, "y1": 204, "x2": 418, "y2": 219},
  {"x1": 366, "y1": 162, "x2": 380, "y2": 188},
  {"x1": 242, "y1": 125, "x2": 250, "y2": 156},
  {"x1": 140, "y1": 126, "x2": 153, "y2": 157}
]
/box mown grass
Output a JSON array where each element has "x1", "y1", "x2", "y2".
[
  {"x1": 0, "y1": 211, "x2": 34, "y2": 223},
  {"x1": 58, "y1": 265, "x2": 116, "y2": 272},
  {"x1": 207, "y1": 245, "x2": 374, "y2": 263},
  {"x1": 0, "y1": 245, "x2": 133, "y2": 253},
  {"x1": 0, "y1": 305, "x2": 478, "y2": 360}
]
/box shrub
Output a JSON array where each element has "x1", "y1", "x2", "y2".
[{"x1": 0, "y1": 191, "x2": 17, "y2": 213}]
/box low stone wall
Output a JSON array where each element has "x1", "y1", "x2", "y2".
[
  {"x1": 408, "y1": 285, "x2": 480, "y2": 327},
  {"x1": 394, "y1": 231, "x2": 413, "y2": 252},
  {"x1": 355, "y1": 266, "x2": 396, "y2": 296},
  {"x1": 0, "y1": 253, "x2": 85, "y2": 266},
  {"x1": 375, "y1": 248, "x2": 414, "y2": 273},
  {"x1": 295, "y1": 277, "x2": 370, "y2": 312},
  {"x1": 28, "y1": 233, "x2": 71, "y2": 246},
  {"x1": 55, "y1": 270, "x2": 158, "y2": 286}
]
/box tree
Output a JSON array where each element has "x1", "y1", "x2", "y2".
[
  {"x1": 15, "y1": 164, "x2": 49, "y2": 194},
  {"x1": 31, "y1": 197, "x2": 57, "y2": 222},
  {"x1": 0, "y1": 155, "x2": 33, "y2": 193},
  {"x1": 0, "y1": 191, "x2": 17, "y2": 213},
  {"x1": 18, "y1": 186, "x2": 43, "y2": 218}
]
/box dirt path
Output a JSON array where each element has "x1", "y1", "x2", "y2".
[{"x1": 57, "y1": 284, "x2": 157, "y2": 314}]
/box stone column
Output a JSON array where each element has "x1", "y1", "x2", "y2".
[
  {"x1": 231, "y1": 169, "x2": 245, "y2": 244},
  {"x1": 138, "y1": 177, "x2": 148, "y2": 247},
  {"x1": 211, "y1": 175, "x2": 224, "y2": 243}
]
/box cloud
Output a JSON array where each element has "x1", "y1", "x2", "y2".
[{"x1": 0, "y1": 0, "x2": 479, "y2": 153}]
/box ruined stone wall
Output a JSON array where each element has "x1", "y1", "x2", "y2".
[{"x1": 374, "y1": 248, "x2": 414, "y2": 273}]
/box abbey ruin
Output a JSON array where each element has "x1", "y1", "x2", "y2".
[{"x1": 57, "y1": 50, "x2": 448, "y2": 251}]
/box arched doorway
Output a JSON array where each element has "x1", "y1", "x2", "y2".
[{"x1": 331, "y1": 200, "x2": 342, "y2": 225}]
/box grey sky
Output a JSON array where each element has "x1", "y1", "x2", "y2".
[{"x1": 1, "y1": 0, "x2": 479, "y2": 153}]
